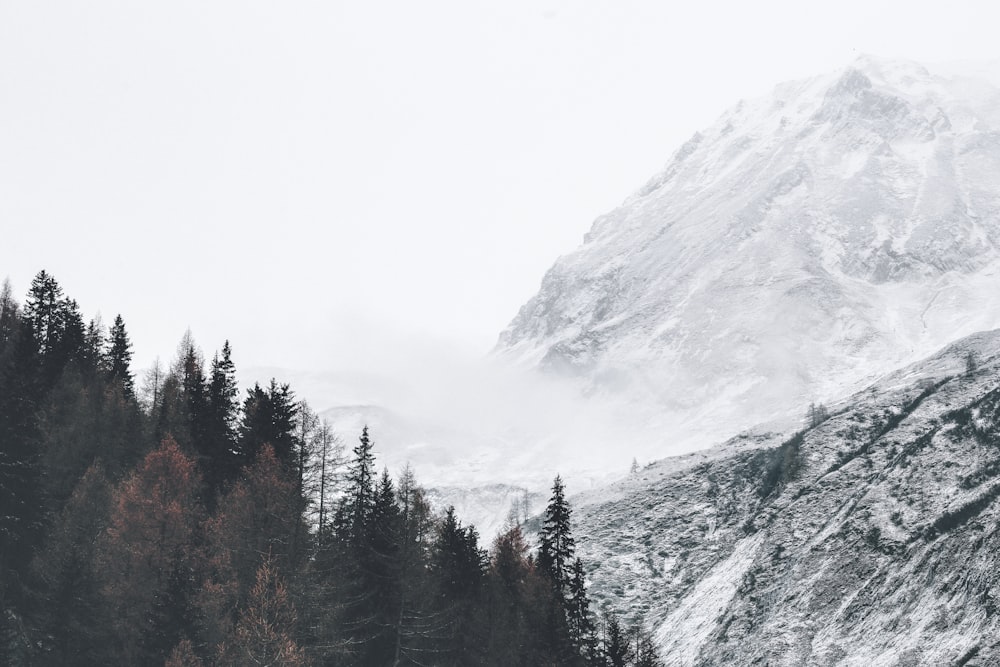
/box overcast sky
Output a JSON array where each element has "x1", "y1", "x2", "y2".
[{"x1": 2, "y1": 0, "x2": 999, "y2": 386}]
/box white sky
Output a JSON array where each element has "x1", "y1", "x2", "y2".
[{"x1": 2, "y1": 0, "x2": 999, "y2": 384}]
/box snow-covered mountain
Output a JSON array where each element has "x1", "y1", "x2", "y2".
[
  {"x1": 573, "y1": 328, "x2": 1000, "y2": 665},
  {"x1": 498, "y1": 55, "x2": 1000, "y2": 461}
]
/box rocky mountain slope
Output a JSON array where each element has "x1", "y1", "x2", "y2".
[
  {"x1": 573, "y1": 329, "x2": 1000, "y2": 665},
  {"x1": 498, "y1": 56, "x2": 1000, "y2": 460}
]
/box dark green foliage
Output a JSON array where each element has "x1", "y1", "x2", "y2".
[
  {"x1": 432, "y1": 505, "x2": 488, "y2": 665},
  {"x1": 24, "y1": 271, "x2": 86, "y2": 387},
  {"x1": 874, "y1": 379, "x2": 948, "y2": 438},
  {"x1": 239, "y1": 379, "x2": 298, "y2": 468},
  {"x1": 203, "y1": 341, "x2": 240, "y2": 493},
  {"x1": 539, "y1": 474, "x2": 576, "y2": 593},
  {"x1": 106, "y1": 314, "x2": 135, "y2": 397},
  {"x1": 604, "y1": 611, "x2": 630, "y2": 667},
  {"x1": 344, "y1": 425, "x2": 376, "y2": 541},
  {"x1": 749, "y1": 432, "x2": 804, "y2": 499},
  {"x1": 925, "y1": 482, "x2": 1000, "y2": 538},
  {"x1": 0, "y1": 298, "x2": 45, "y2": 621},
  {"x1": 32, "y1": 462, "x2": 114, "y2": 665},
  {"x1": 568, "y1": 558, "x2": 599, "y2": 659},
  {"x1": 0, "y1": 272, "x2": 650, "y2": 666}
]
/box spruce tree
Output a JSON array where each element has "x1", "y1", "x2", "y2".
[
  {"x1": 567, "y1": 557, "x2": 598, "y2": 659},
  {"x1": 603, "y1": 612, "x2": 630, "y2": 667},
  {"x1": 180, "y1": 338, "x2": 208, "y2": 449},
  {"x1": 23, "y1": 270, "x2": 64, "y2": 357},
  {"x1": 23, "y1": 272, "x2": 85, "y2": 383},
  {"x1": 238, "y1": 380, "x2": 298, "y2": 468},
  {"x1": 0, "y1": 310, "x2": 43, "y2": 648},
  {"x1": 106, "y1": 314, "x2": 135, "y2": 397},
  {"x1": 344, "y1": 425, "x2": 377, "y2": 543},
  {"x1": 203, "y1": 341, "x2": 239, "y2": 491},
  {"x1": 538, "y1": 474, "x2": 576, "y2": 595},
  {"x1": 80, "y1": 316, "x2": 104, "y2": 377}
]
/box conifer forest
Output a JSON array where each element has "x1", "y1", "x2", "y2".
[{"x1": 0, "y1": 271, "x2": 662, "y2": 666}]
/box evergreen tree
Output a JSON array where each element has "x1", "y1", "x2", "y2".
[
  {"x1": 106, "y1": 314, "x2": 135, "y2": 397},
  {"x1": 23, "y1": 270, "x2": 65, "y2": 357},
  {"x1": 538, "y1": 474, "x2": 576, "y2": 595},
  {"x1": 633, "y1": 625, "x2": 664, "y2": 667},
  {"x1": 344, "y1": 425, "x2": 376, "y2": 542},
  {"x1": 567, "y1": 557, "x2": 598, "y2": 659},
  {"x1": 368, "y1": 469, "x2": 402, "y2": 664},
  {"x1": 203, "y1": 341, "x2": 240, "y2": 493},
  {"x1": 23, "y1": 271, "x2": 85, "y2": 383},
  {"x1": 33, "y1": 462, "x2": 114, "y2": 664},
  {"x1": 0, "y1": 310, "x2": 43, "y2": 618},
  {"x1": 433, "y1": 505, "x2": 488, "y2": 665},
  {"x1": 393, "y1": 466, "x2": 441, "y2": 664},
  {"x1": 81, "y1": 315, "x2": 105, "y2": 377},
  {"x1": 603, "y1": 611, "x2": 630, "y2": 667},
  {"x1": 238, "y1": 380, "x2": 298, "y2": 468},
  {"x1": 180, "y1": 335, "x2": 209, "y2": 450}
]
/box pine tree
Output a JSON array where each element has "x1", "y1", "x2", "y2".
[
  {"x1": 81, "y1": 315, "x2": 105, "y2": 377},
  {"x1": 538, "y1": 474, "x2": 576, "y2": 595},
  {"x1": 238, "y1": 380, "x2": 298, "y2": 468},
  {"x1": 393, "y1": 466, "x2": 442, "y2": 664},
  {"x1": 32, "y1": 461, "x2": 114, "y2": 664},
  {"x1": 567, "y1": 558, "x2": 598, "y2": 659},
  {"x1": 633, "y1": 625, "x2": 664, "y2": 667},
  {"x1": 433, "y1": 505, "x2": 487, "y2": 665},
  {"x1": 23, "y1": 271, "x2": 85, "y2": 383},
  {"x1": 204, "y1": 341, "x2": 239, "y2": 493},
  {"x1": 603, "y1": 611, "x2": 630, "y2": 667},
  {"x1": 106, "y1": 314, "x2": 135, "y2": 397},
  {"x1": 343, "y1": 425, "x2": 376, "y2": 542},
  {"x1": 180, "y1": 336, "x2": 209, "y2": 450},
  {"x1": 23, "y1": 270, "x2": 64, "y2": 357},
  {"x1": 0, "y1": 309, "x2": 43, "y2": 616},
  {"x1": 368, "y1": 469, "x2": 402, "y2": 664}
]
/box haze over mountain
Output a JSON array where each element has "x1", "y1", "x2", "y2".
[
  {"x1": 497, "y1": 55, "x2": 1000, "y2": 462},
  {"x1": 272, "y1": 56, "x2": 1000, "y2": 538}
]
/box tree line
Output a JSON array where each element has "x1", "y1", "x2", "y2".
[{"x1": 0, "y1": 271, "x2": 662, "y2": 666}]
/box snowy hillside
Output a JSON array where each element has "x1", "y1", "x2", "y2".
[
  {"x1": 573, "y1": 329, "x2": 1000, "y2": 664},
  {"x1": 498, "y1": 55, "x2": 1000, "y2": 461}
]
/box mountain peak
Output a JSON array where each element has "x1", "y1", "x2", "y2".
[
  {"x1": 497, "y1": 58, "x2": 1000, "y2": 463},
  {"x1": 850, "y1": 53, "x2": 931, "y2": 83}
]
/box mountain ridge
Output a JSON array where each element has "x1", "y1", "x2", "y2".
[
  {"x1": 573, "y1": 327, "x2": 1000, "y2": 665},
  {"x1": 497, "y1": 56, "x2": 1000, "y2": 461}
]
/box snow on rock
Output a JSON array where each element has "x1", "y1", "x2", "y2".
[
  {"x1": 573, "y1": 328, "x2": 1000, "y2": 665},
  {"x1": 655, "y1": 533, "x2": 765, "y2": 666},
  {"x1": 497, "y1": 55, "x2": 1000, "y2": 467}
]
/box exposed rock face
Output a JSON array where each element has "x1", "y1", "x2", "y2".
[
  {"x1": 498, "y1": 56, "x2": 1000, "y2": 456},
  {"x1": 573, "y1": 330, "x2": 1000, "y2": 665}
]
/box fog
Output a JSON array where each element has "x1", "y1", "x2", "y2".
[{"x1": 5, "y1": 1, "x2": 999, "y2": 494}]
